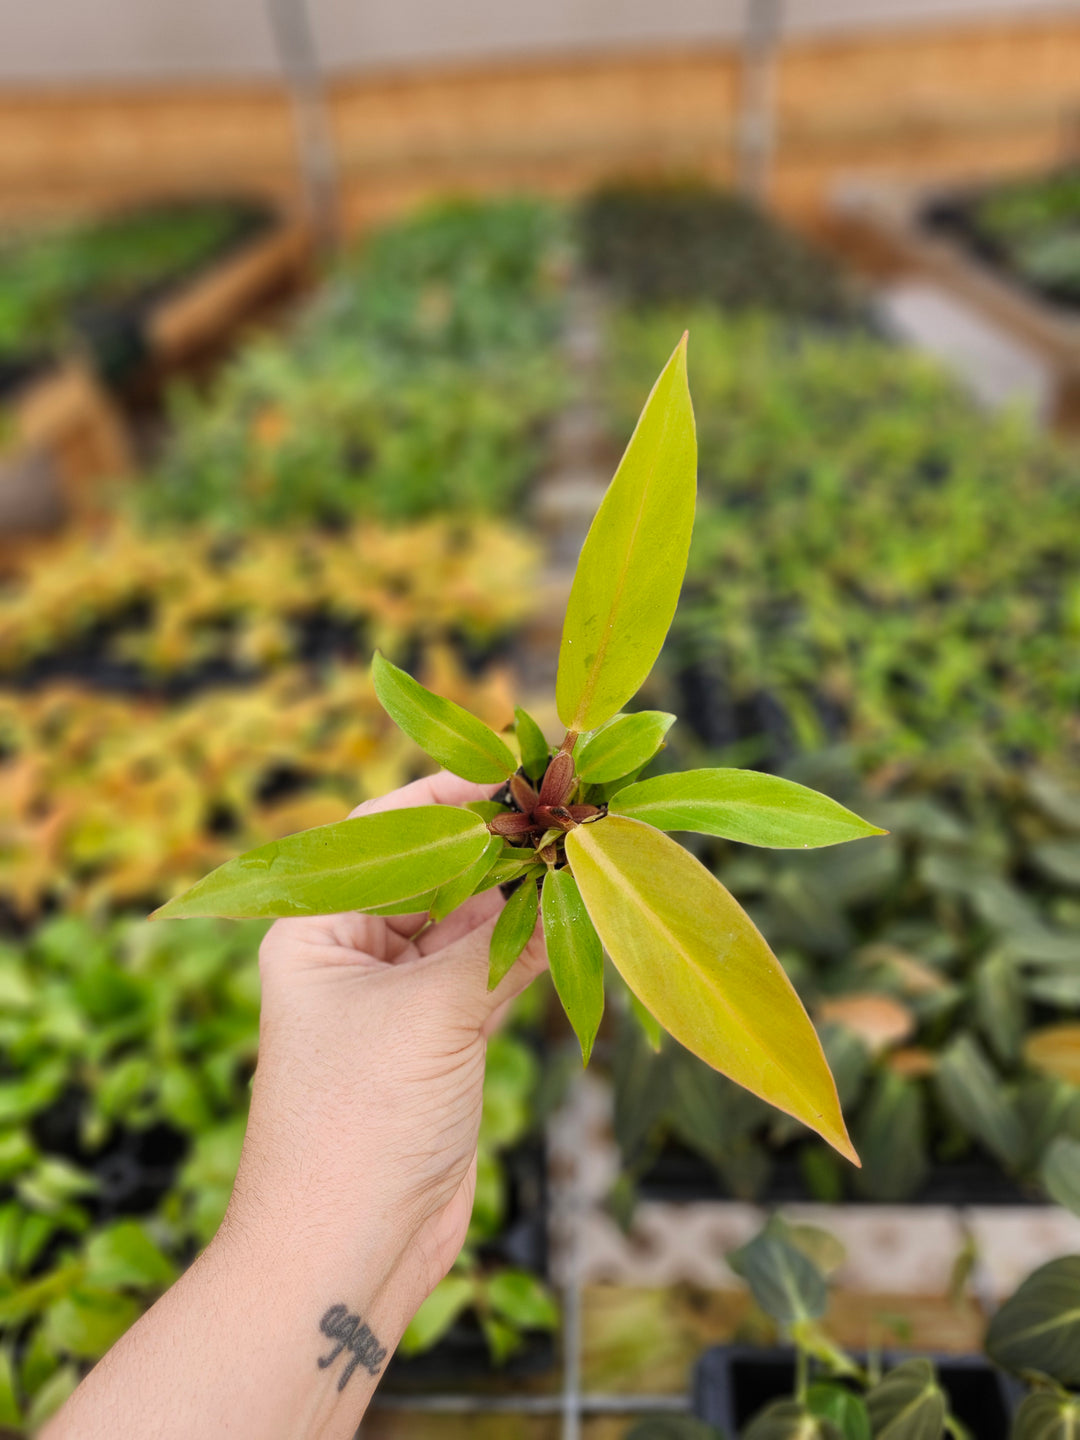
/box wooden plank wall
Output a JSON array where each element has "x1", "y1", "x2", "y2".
[{"x1": 1, "y1": 12, "x2": 1078, "y2": 236}]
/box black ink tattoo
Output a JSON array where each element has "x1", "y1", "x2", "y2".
[{"x1": 317, "y1": 1303, "x2": 388, "y2": 1391}]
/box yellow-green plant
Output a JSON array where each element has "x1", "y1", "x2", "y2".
[{"x1": 156, "y1": 339, "x2": 887, "y2": 1160}]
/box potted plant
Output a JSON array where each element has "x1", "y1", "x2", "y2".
[{"x1": 154, "y1": 336, "x2": 887, "y2": 1165}]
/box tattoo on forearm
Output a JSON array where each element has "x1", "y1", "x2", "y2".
[{"x1": 317, "y1": 1304, "x2": 388, "y2": 1391}]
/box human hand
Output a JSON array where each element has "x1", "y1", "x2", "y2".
[
  {"x1": 44, "y1": 770, "x2": 547, "y2": 1440},
  {"x1": 231, "y1": 769, "x2": 548, "y2": 1323}
]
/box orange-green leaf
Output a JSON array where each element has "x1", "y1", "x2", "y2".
[
  {"x1": 565, "y1": 815, "x2": 857, "y2": 1163},
  {"x1": 153, "y1": 806, "x2": 489, "y2": 919},
  {"x1": 1024, "y1": 1024, "x2": 1080, "y2": 1085},
  {"x1": 556, "y1": 335, "x2": 696, "y2": 734}
]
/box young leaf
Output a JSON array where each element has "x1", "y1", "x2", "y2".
[
  {"x1": 372, "y1": 652, "x2": 516, "y2": 782},
  {"x1": 610, "y1": 769, "x2": 885, "y2": 848},
  {"x1": 485, "y1": 1269, "x2": 559, "y2": 1330},
  {"x1": 514, "y1": 706, "x2": 551, "y2": 783},
  {"x1": 565, "y1": 815, "x2": 857, "y2": 1162},
  {"x1": 556, "y1": 335, "x2": 696, "y2": 734},
  {"x1": 864, "y1": 1360, "x2": 946, "y2": 1440},
  {"x1": 728, "y1": 1220, "x2": 827, "y2": 1326},
  {"x1": 488, "y1": 880, "x2": 539, "y2": 991},
  {"x1": 541, "y1": 869, "x2": 604, "y2": 1065},
  {"x1": 153, "y1": 806, "x2": 489, "y2": 919},
  {"x1": 985, "y1": 1256, "x2": 1080, "y2": 1385},
  {"x1": 575, "y1": 712, "x2": 676, "y2": 784}
]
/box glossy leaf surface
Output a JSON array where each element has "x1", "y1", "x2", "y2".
[
  {"x1": 556, "y1": 336, "x2": 696, "y2": 733},
  {"x1": 575, "y1": 711, "x2": 676, "y2": 783},
  {"x1": 373, "y1": 651, "x2": 516, "y2": 782},
  {"x1": 154, "y1": 806, "x2": 489, "y2": 919},
  {"x1": 541, "y1": 868, "x2": 604, "y2": 1065},
  {"x1": 565, "y1": 815, "x2": 857, "y2": 1162},
  {"x1": 865, "y1": 1361, "x2": 946, "y2": 1440},
  {"x1": 806, "y1": 1385, "x2": 871, "y2": 1440},
  {"x1": 985, "y1": 1256, "x2": 1080, "y2": 1384},
  {"x1": 488, "y1": 880, "x2": 539, "y2": 991},
  {"x1": 610, "y1": 768, "x2": 884, "y2": 848},
  {"x1": 430, "y1": 836, "x2": 502, "y2": 922}
]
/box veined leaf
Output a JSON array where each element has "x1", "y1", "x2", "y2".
[
  {"x1": 514, "y1": 706, "x2": 551, "y2": 783},
  {"x1": 806, "y1": 1384, "x2": 871, "y2": 1440},
  {"x1": 488, "y1": 880, "x2": 540, "y2": 991},
  {"x1": 864, "y1": 1360, "x2": 946, "y2": 1440},
  {"x1": 541, "y1": 869, "x2": 604, "y2": 1065},
  {"x1": 565, "y1": 815, "x2": 857, "y2": 1162},
  {"x1": 934, "y1": 1034, "x2": 1025, "y2": 1169},
  {"x1": 372, "y1": 652, "x2": 516, "y2": 782},
  {"x1": 1011, "y1": 1392, "x2": 1080, "y2": 1440},
  {"x1": 985, "y1": 1256, "x2": 1080, "y2": 1385},
  {"x1": 610, "y1": 769, "x2": 884, "y2": 848},
  {"x1": 556, "y1": 335, "x2": 696, "y2": 733},
  {"x1": 728, "y1": 1219, "x2": 827, "y2": 1325},
  {"x1": 745, "y1": 1400, "x2": 841, "y2": 1440},
  {"x1": 154, "y1": 806, "x2": 489, "y2": 919},
  {"x1": 575, "y1": 711, "x2": 676, "y2": 784}
]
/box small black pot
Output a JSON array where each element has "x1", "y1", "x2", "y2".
[{"x1": 693, "y1": 1345, "x2": 1018, "y2": 1439}]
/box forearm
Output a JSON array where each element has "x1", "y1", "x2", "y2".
[{"x1": 42, "y1": 1209, "x2": 420, "y2": 1440}]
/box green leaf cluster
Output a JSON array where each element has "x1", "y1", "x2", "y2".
[
  {"x1": 143, "y1": 198, "x2": 568, "y2": 527},
  {"x1": 158, "y1": 338, "x2": 886, "y2": 1166}
]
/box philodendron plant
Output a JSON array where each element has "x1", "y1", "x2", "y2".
[{"x1": 156, "y1": 336, "x2": 885, "y2": 1163}]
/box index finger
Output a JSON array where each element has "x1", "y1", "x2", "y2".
[{"x1": 348, "y1": 770, "x2": 500, "y2": 819}]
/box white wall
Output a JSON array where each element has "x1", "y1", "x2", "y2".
[{"x1": 0, "y1": 0, "x2": 1075, "y2": 84}]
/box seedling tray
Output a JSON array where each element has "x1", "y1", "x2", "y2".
[{"x1": 694, "y1": 1345, "x2": 1017, "y2": 1438}]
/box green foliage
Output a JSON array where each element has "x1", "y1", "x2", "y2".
[
  {"x1": 488, "y1": 880, "x2": 540, "y2": 991},
  {"x1": 144, "y1": 198, "x2": 567, "y2": 526},
  {"x1": 864, "y1": 1360, "x2": 947, "y2": 1439},
  {"x1": 609, "y1": 309, "x2": 1080, "y2": 765},
  {"x1": 580, "y1": 179, "x2": 860, "y2": 321},
  {"x1": 728, "y1": 1218, "x2": 828, "y2": 1327},
  {"x1": 541, "y1": 870, "x2": 604, "y2": 1065},
  {"x1": 0, "y1": 201, "x2": 263, "y2": 365},
  {"x1": 985, "y1": 1256, "x2": 1080, "y2": 1386},
  {"x1": 1011, "y1": 1391, "x2": 1080, "y2": 1440},
  {"x1": 372, "y1": 652, "x2": 517, "y2": 781}
]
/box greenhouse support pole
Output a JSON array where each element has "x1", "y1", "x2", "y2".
[
  {"x1": 736, "y1": 0, "x2": 783, "y2": 201},
  {"x1": 266, "y1": 0, "x2": 341, "y2": 249}
]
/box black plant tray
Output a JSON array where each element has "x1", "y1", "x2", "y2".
[
  {"x1": 694, "y1": 1345, "x2": 1018, "y2": 1438},
  {"x1": 380, "y1": 1140, "x2": 557, "y2": 1390},
  {"x1": 637, "y1": 1140, "x2": 1040, "y2": 1208},
  {"x1": 921, "y1": 184, "x2": 1080, "y2": 314}
]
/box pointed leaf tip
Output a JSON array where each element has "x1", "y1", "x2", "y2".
[
  {"x1": 372, "y1": 651, "x2": 516, "y2": 782},
  {"x1": 566, "y1": 815, "x2": 858, "y2": 1164}
]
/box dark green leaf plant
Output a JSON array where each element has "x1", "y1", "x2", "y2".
[{"x1": 156, "y1": 337, "x2": 887, "y2": 1161}]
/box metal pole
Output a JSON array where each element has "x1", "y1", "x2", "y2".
[
  {"x1": 265, "y1": 0, "x2": 341, "y2": 249},
  {"x1": 736, "y1": 0, "x2": 784, "y2": 202}
]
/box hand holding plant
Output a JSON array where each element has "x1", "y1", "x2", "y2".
[{"x1": 158, "y1": 336, "x2": 885, "y2": 1161}]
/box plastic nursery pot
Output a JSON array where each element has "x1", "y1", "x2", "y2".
[{"x1": 692, "y1": 1345, "x2": 1018, "y2": 1439}]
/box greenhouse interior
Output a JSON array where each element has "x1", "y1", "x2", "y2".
[{"x1": 2, "y1": 1, "x2": 1080, "y2": 1436}]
